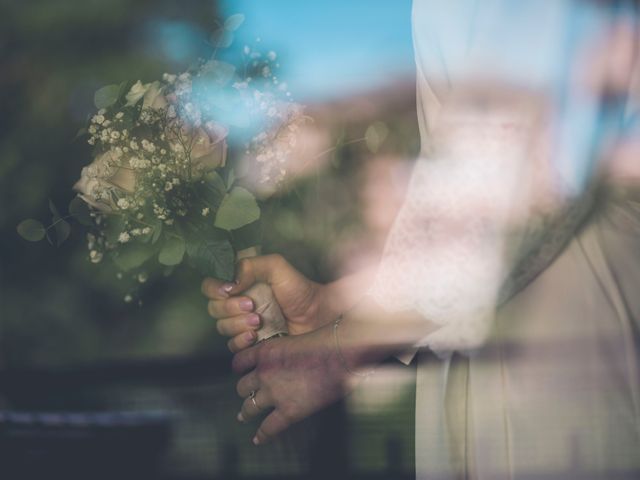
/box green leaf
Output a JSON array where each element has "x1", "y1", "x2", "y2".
[
  {"x1": 69, "y1": 196, "x2": 93, "y2": 226},
  {"x1": 104, "y1": 214, "x2": 126, "y2": 243},
  {"x1": 151, "y1": 222, "x2": 163, "y2": 244},
  {"x1": 365, "y1": 121, "x2": 389, "y2": 153},
  {"x1": 74, "y1": 127, "x2": 87, "y2": 141},
  {"x1": 201, "y1": 60, "x2": 236, "y2": 86},
  {"x1": 53, "y1": 218, "x2": 71, "y2": 246},
  {"x1": 112, "y1": 243, "x2": 156, "y2": 271},
  {"x1": 17, "y1": 219, "x2": 46, "y2": 242},
  {"x1": 224, "y1": 14, "x2": 245, "y2": 31},
  {"x1": 158, "y1": 236, "x2": 186, "y2": 266},
  {"x1": 48, "y1": 199, "x2": 61, "y2": 218},
  {"x1": 226, "y1": 169, "x2": 236, "y2": 191},
  {"x1": 206, "y1": 171, "x2": 227, "y2": 193},
  {"x1": 94, "y1": 84, "x2": 121, "y2": 110},
  {"x1": 186, "y1": 238, "x2": 235, "y2": 281},
  {"x1": 210, "y1": 28, "x2": 234, "y2": 48},
  {"x1": 214, "y1": 187, "x2": 260, "y2": 231}
]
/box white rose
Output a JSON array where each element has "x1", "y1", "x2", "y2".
[
  {"x1": 125, "y1": 80, "x2": 151, "y2": 106},
  {"x1": 142, "y1": 81, "x2": 168, "y2": 110},
  {"x1": 190, "y1": 122, "x2": 229, "y2": 171},
  {"x1": 74, "y1": 149, "x2": 136, "y2": 211}
]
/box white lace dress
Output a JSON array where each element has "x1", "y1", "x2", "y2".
[{"x1": 369, "y1": 1, "x2": 640, "y2": 478}]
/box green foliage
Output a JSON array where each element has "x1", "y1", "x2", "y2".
[
  {"x1": 214, "y1": 187, "x2": 260, "y2": 231},
  {"x1": 201, "y1": 60, "x2": 236, "y2": 86},
  {"x1": 69, "y1": 196, "x2": 93, "y2": 226},
  {"x1": 365, "y1": 121, "x2": 389, "y2": 153},
  {"x1": 210, "y1": 13, "x2": 245, "y2": 49},
  {"x1": 94, "y1": 83, "x2": 121, "y2": 109},
  {"x1": 17, "y1": 219, "x2": 46, "y2": 242},
  {"x1": 185, "y1": 237, "x2": 235, "y2": 281},
  {"x1": 112, "y1": 242, "x2": 156, "y2": 271},
  {"x1": 224, "y1": 14, "x2": 245, "y2": 31},
  {"x1": 49, "y1": 199, "x2": 71, "y2": 246},
  {"x1": 52, "y1": 218, "x2": 71, "y2": 246},
  {"x1": 158, "y1": 236, "x2": 186, "y2": 266}
]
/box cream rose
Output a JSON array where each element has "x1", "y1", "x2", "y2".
[
  {"x1": 188, "y1": 122, "x2": 229, "y2": 172},
  {"x1": 74, "y1": 149, "x2": 136, "y2": 211},
  {"x1": 142, "y1": 82, "x2": 168, "y2": 110}
]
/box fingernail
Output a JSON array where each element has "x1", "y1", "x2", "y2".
[
  {"x1": 244, "y1": 331, "x2": 257, "y2": 344},
  {"x1": 252, "y1": 436, "x2": 260, "y2": 446},
  {"x1": 247, "y1": 314, "x2": 261, "y2": 327},
  {"x1": 239, "y1": 298, "x2": 254, "y2": 312},
  {"x1": 222, "y1": 283, "x2": 235, "y2": 293},
  {"x1": 237, "y1": 412, "x2": 245, "y2": 423}
]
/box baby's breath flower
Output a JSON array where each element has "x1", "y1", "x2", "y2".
[
  {"x1": 118, "y1": 232, "x2": 131, "y2": 243},
  {"x1": 201, "y1": 207, "x2": 210, "y2": 216},
  {"x1": 124, "y1": 294, "x2": 133, "y2": 303},
  {"x1": 137, "y1": 272, "x2": 148, "y2": 283},
  {"x1": 117, "y1": 198, "x2": 130, "y2": 209},
  {"x1": 89, "y1": 250, "x2": 103, "y2": 263},
  {"x1": 142, "y1": 227, "x2": 151, "y2": 235},
  {"x1": 164, "y1": 182, "x2": 173, "y2": 192}
]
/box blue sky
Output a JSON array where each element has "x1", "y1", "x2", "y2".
[{"x1": 219, "y1": 0, "x2": 415, "y2": 101}]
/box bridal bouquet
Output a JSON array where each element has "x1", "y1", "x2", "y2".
[{"x1": 18, "y1": 15, "x2": 306, "y2": 339}]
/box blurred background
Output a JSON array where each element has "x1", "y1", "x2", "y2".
[{"x1": 0, "y1": 0, "x2": 420, "y2": 478}]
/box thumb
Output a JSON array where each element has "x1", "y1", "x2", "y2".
[{"x1": 228, "y1": 254, "x2": 287, "y2": 294}]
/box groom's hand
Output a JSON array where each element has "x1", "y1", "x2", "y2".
[{"x1": 202, "y1": 254, "x2": 332, "y2": 352}]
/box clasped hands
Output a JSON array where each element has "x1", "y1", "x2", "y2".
[{"x1": 201, "y1": 255, "x2": 359, "y2": 445}]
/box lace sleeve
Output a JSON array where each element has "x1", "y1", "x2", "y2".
[{"x1": 368, "y1": 105, "x2": 535, "y2": 354}]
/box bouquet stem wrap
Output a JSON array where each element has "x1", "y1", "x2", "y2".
[{"x1": 237, "y1": 247, "x2": 288, "y2": 341}]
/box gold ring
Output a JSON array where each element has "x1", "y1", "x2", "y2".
[{"x1": 249, "y1": 390, "x2": 259, "y2": 410}]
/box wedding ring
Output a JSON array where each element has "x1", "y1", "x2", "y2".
[{"x1": 249, "y1": 390, "x2": 259, "y2": 410}]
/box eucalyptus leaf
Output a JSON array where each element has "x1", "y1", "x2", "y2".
[
  {"x1": 151, "y1": 222, "x2": 163, "y2": 244},
  {"x1": 17, "y1": 219, "x2": 46, "y2": 242},
  {"x1": 201, "y1": 60, "x2": 236, "y2": 85},
  {"x1": 365, "y1": 121, "x2": 389, "y2": 153},
  {"x1": 226, "y1": 169, "x2": 236, "y2": 190},
  {"x1": 112, "y1": 243, "x2": 156, "y2": 271},
  {"x1": 158, "y1": 236, "x2": 186, "y2": 266},
  {"x1": 224, "y1": 14, "x2": 245, "y2": 31},
  {"x1": 69, "y1": 196, "x2": 93, "y2": 226},
  {"x1": 214, "y1": 187, "x2": 260, "y2": 231},
  {"x1": 48, "y1": 199, "x2": 61, "y2": 218},
  {"x1": 53, "y1": 218, "x2": 71, "y2": 246},
  {"x1": 206, "y1": 171, "x2": 227, "y2": 194},
  {"x1": 186, "y1": 237, "x2": 235, "y2": 281},
  {"x1": 104, "y1": 215, "x2": 126, "y2": 243},
  {"x1": 94, "y1": 84, "x2": 121, "y2": 110},
  {"x1": 210, "y1": 28, "x2": 233, "y2": 48}
]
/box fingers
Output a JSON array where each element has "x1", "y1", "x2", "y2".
[
  {"x1": 201, "y1": 277, "x2": 235, "y2": 300},
  {"x1": 236, "y1": 371, "x2": 260, "y2": 398},
  {"x1": 207, "y1": 297, "x2": 255, "y2": 318},
  {"x1": 226, "y1": 254, "x2": 287, "y2": 295},
  {"x1": 238, "y1": 389, "x2": 272, "y2": 424},
  {"x1": 253, "y1": 410, "x2": 291, "y2": 446},
  {"x1": 232, "y1": 346, "x2": 259, "y2": 374},
  {"x1": 227, "y1": 331, "x2": 258, "y2": 353},
  {"x1": 216, "y1": 314, "x2": 261, "y2": 337}
]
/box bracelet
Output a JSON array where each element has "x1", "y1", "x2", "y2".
[{"x1": 333, "y1": 315, "x2": 374, "y2": 378}]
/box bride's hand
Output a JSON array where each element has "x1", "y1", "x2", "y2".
[
  {"x1": 232, "y1": 324, "x2": 352, "y2": 445},
  {"x1": 201, "y1": 254, "x2": 334, "y2": 352}
]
